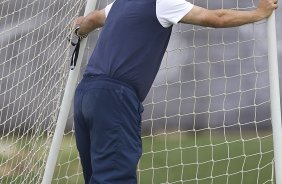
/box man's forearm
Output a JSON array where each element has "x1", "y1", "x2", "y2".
[
  {"x1": 75, "y1": 10, "x2": 106, "y2": 36},
  {"x1": 210, "y1": 9, "x2": 264, "y2": 28},
  {"x1": 180, "y1": 0, "x2": 277, "y2": 28}
]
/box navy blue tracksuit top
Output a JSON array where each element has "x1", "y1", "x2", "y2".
[{"x1": 84, "y1": 0, "x2": 173, "y2": 101}]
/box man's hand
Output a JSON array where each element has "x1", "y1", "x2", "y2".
[
  {"x1": 70, "y1": 16, "x2": 88, "y2": 38},
  {"x1": 181, "y1": 0, "x2": 278, "y2": 28},
  {"x1": 68, "y1": 16, "x2": 85, "y2": 32},
  {"x1": 73, "y1": 16, "x2": 85, "y2": 26},
  {"x1": 256, "y1": 0, "x2": 278, "y2": 19},
  {"x1": 67, "y1": 9, "x2": 106, "y2": 37}
]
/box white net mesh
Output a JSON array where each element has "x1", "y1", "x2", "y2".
[
  {"x1": 138, "y1": 22, "x2": 274, "y2": 183},
  {"x1": 137, "y1": 0, "x2": 275, "y2": 182},
  {"x1": 0, "y1": 0, "x2": 277, "y2": 183},
  {"x1": 0, "y1": 0, "x2": 85, "y2": 183}
]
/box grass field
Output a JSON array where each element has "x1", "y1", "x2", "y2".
[
  {"x1": 138, "y1": 132, "x2": 274, "y2": 184},
  {"x1": 0, "y1": 132, "x2": 274, "y2": 184}
]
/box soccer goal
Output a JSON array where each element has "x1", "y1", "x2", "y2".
[{"x1": 0, "y1": 0, "x2": 281, "y2": 184}]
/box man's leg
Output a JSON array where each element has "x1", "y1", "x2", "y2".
[
  {"x1": 81, "y1": 81, "x2": 143, "y2": 184},
  {"x1": 74, "y1": 86, "x2": 92, "y2": 184}
]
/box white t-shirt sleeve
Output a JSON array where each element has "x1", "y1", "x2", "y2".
[
  {"x1": 105, "y1": 2, "x2": 115, "y2": 17},
  {"x1": 156, "y1": 0, "x2": 194, "y2": 28}
]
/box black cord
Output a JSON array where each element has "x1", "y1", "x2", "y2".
[
  {"x1": 67, "y1": 26, "x2": 88, "y2": 70},
  {"x1": 70, "y1": 38, "x2": 81, "y2": 70}
]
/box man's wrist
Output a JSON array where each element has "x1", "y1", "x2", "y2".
[
  {"x1": 254, "y1": 7, "x2": 269, "y2": 20},
  {"x1": 74, "y1": 26, "x2": 88, "y2": 39}
]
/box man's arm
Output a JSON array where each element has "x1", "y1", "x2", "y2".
[
  {"x1": 73, "y1": 9, "x2": 106, "y2": 37},
  {"x1": 180, "y1": 0, "x2": 278, "y2": 28}
]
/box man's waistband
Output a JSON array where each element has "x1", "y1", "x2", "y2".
[{"x1": 82, "y1": 74, "x2": 138, "y2": 99}]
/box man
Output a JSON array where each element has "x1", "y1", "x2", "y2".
[{"x1": 72, "y1": 0, "x2": 278, "y2": 183}]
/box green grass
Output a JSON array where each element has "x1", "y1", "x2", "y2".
[
  {"x1": 0, "y1": 132, "x2": 274, "y2": 184},
  {"x1": 138, "y1": 132, "x2": 274, "y2": 184}
]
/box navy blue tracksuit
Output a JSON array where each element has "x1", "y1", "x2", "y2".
[{"x1": 74, "y1": 0, "x2": 173, "y2": 183}]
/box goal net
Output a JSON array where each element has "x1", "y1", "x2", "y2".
[
  {"x1": 0, "y1": 0, "x2": 280, "y2": 184},
  {"x1": 0, "y1": 0, "x2": 85, "y2": 183}
]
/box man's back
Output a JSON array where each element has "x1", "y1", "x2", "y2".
[{"x1": 85, "y1": 0, "x2": 173, "y2": 101}]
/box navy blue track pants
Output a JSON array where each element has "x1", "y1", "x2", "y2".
[{"x1": 74, "y1": 75, "x2": 143, "y2": 184}]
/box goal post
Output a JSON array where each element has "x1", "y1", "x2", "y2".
[
  {"x1": 0, "y1": 0, "x2": 88, "y2": 183},
  {"x1": 267, "y1": 12, "x2": 282, "y2": 184},
  {"x1": 41, "y1": 0, "x2": 98, "y2": 183}
]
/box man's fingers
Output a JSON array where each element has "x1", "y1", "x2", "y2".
[
  {"x1": 66, "y1": 20, "x2": 76, "y2": 31},
  {"x1": 273, "y1": 0, "x2": 279, "y2": 9},
  {"x1": 66, "y1": 17, "x2": 84, "y2": 31},
  {"x1": 67, "y1": 23, "x2": 73, "y2": 30}
]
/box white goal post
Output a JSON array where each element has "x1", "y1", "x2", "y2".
[
  {"x1": 267, "y1": 12, "x2": 282, "y2": 184},
  {"x1": 41, "y1": 0, "x2": 98, "y2": 183},
  {"x1": 0, "y1": 0, "x2": 281, "y2": 184}
]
